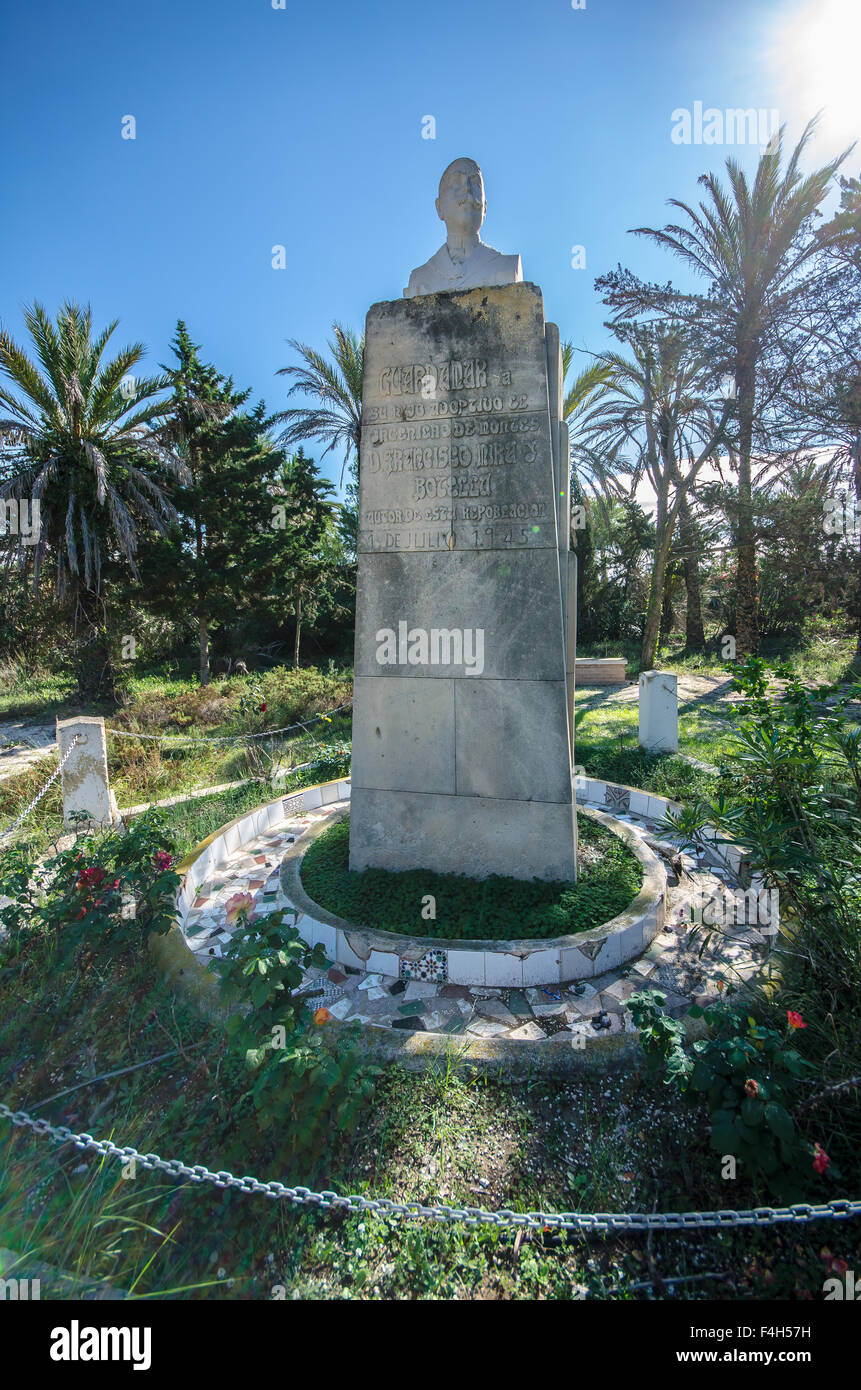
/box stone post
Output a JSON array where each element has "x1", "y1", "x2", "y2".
[
  {"x1": 56, "y1": 716, "x2": 117, "y2": 829},
  {"x1": 638, "y1": 671, "x2": 678, "y2": 753}
]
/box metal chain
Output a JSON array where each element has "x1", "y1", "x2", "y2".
[
  {"x1": 2, "y1": 1101, "x2": 859, "y2": 1233},
  {"x1": 0, "y1": 735, "x2": 80, "y2": 844},
  {"x1": 105, "y1": 703, "x2": 352, "y2": 745}
]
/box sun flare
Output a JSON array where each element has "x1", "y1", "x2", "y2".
[{"x1": 776, "y1": 0, "x2": 861, "y2": 148}]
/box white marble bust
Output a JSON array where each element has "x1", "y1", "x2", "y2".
[{"x1": 404, "y1": 157, "x2": 523, "y2": 298}]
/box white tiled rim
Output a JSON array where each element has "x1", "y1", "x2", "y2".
[
  {"x1": 282, "y1": 802, "x2": 667, "y2": 986},
  {"x1": 173, "y1": 778, "x2": 672, "y2": 986},
  {"x1": 154, "y1": 775, "x2": 772, "y2": 1064}
]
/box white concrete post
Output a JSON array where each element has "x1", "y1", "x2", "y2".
[
  {"x1": 638, "y1": 670, "x2": 678, "y2": 753},
  {"x1": 56, "y1": 716, "x2": 118, "y2": 828}
]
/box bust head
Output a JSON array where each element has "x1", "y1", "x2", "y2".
[{"x1": 435, "y1": 157, "x2": 486, "y2": 239}]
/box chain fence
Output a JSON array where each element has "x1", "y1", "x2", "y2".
[
  {"x1": 1, "y1": 1102, "x2": 859, "y2": 1234},
  {"x1": 0, "y1": 734, "x2": 80, "y2": 844},
  {"x1": 0, "y1": 700, "x2": 353, "y2": 847},
  {"x1": 105, "y1": 702, "x2": 353, "y2": 745},
  {"x1": 99, "y1": 701, "x2": 353, "y2": 817}
]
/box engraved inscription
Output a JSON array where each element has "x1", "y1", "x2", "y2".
[
  {"x1": 379, "y1": 358, "x2": 488, "y2": 395},
  {"x1": 360, "y1": 312, "x2": 556, "y2": 554}
]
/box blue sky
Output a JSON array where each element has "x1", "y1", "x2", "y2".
[{"x1": 1, "y1": 0, "x2": 855, "y2": 493}]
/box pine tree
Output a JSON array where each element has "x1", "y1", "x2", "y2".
[{"x1": 138, "y1": 323, "x2": 285, "y2": 683}]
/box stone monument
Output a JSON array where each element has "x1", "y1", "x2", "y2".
[{"x1": 349, "y1": 159, "x2": 577, "y2": 882}]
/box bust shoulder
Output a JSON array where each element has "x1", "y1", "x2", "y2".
[
  {"x1": 404, "y1": 244, "x2": 523, "y2": 299},
  {"x1": 474, "y1": 247, "x2": 523, "y2": 285},
  {"x1": 404, "y1": 246, "x2": 450, "y2": 299}
]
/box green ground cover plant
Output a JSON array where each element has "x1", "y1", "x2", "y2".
[{"x1": 299, "y1": 812, "x2": 643, "y2": 940}]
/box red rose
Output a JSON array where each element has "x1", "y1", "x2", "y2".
[
  {"x1": 813, "y1": 1144, "x2": 830, "y2": 1175},
  {"x1": 79, "y1": 865, "x2": 106, "y2": 889}
]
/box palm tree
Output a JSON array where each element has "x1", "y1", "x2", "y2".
[
  {"x1": 0, "y1": 300, "x2": 184, "y2": 692},
  {"x1": 630, "y1": 120, "x2": 851, "y2": 655},
  {"x1": 572, "y1": 322, "x2": 729, "y2": 670},
  {"x1": 794, "y1": 173, "x2": 861, "y2": 668},
  {"x1": 562, "y1": 348, "x2": 615, "y2": 424},
  {"x1": 561, "y1": 346, "x2": 623, "y2": 529},
  {"x1": 274, "y1": 323, "x2": 364, "y2": 482}
]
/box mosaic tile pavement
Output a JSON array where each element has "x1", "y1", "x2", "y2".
[{"x1": 178, "y1": 798, "x2": 771, "y2": 1043}]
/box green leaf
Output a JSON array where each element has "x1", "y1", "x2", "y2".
[
  {"x1": 740, "y1": 1097, "x2": 763, "y2": 1127},
  {"x1": 764, "y1": 1102, "x2": 794, "y2": 1142},
  {"x1": 733, "y1": 1117, "x2": 758, "y2": 1145},
  {"x1": 709, "y1": 1124, "x2": 736, "y2": 1153}
]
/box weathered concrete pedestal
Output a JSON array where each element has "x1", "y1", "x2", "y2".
[
  {"x1": 349, "y1": 282, "x2": 576, "y2": 882},
  {"x1": 638, "y1": 671, "x2": 679, "y2": 753},
  {"x1": 56, "y1": 716, "x2": 120, "y2": 828}
]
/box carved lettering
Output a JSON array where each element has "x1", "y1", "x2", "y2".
[{"x1": 380, "y1": 358, "x2": 488, "y2": 396}]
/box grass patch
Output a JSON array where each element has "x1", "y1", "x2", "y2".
[
  {"x1": 102, "y1": 665, "x2": 353, "y2": 807},
  {"x1": 575, "y1": 687, "x2": 738, "y2": 775},
  {"x1": 0, "y1": 943, "x2": 845, "y2": 1301},
  {"x1": 299, "y1": 813, "x2": 643, "y2": 941},
  {"x1": 577, "y1": 628, "x2": 858, "y2": 687},
  {"x1": 576, "y1": 740, "x2": 723, "y2": 803},
  {"x1": 0, "y1": 756, "x2": 350, "y2": 859}
]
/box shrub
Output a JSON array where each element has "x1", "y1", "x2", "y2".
[
  {"x1": 209, "y1": 904, "x2": 378, "y2": 1169},
  {"x1": 628, "y1": 991, "x2": 829, "y2": 1201},
  {"x1": 657, "y1": 656, "x2": 861, "y2": 1169},
  {"x1": 0, "y1": 809, "x2": 179, "y2": 966}
]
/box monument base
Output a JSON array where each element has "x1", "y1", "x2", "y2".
[{"x1": 349, "y1": 785, "x2": 576, "y2": 882}]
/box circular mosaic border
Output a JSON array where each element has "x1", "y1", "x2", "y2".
[
  {"x1": 153, "y1": 776, "x2": 770, "y2": 1068},
  {"x1": 281, "y1": 803, "x2": 666, "y2": 987}
]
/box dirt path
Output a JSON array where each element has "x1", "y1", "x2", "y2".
[
  {"x1": 576, "y1": 671, "x2": 739, "y2": 712},
  {"x1": 0, "y1": 721, "x2": 57, "y2": 782}
]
